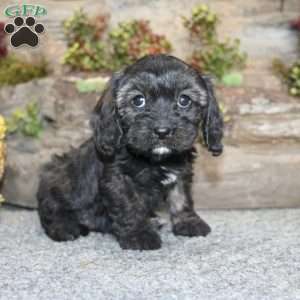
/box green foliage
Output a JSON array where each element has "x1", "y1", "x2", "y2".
[
  {"x1": 194, "y1": 39, "x2": 246, "y2": 80},
  {"x1": 75, "y1": 77, "x2": 108, "y2": 93},
  {"x1": 288, "y1": 61, "x2": 300, "y2": 96},
  {"x1": 6, "y1": 101, "x2": 43, "y2": 138},
  {"x1": 272, "y1": 15, "x2": 300, "y2": 97},
  {"x1": 221, "y1": 72, "x2": 243, "y2": 87},
  {"x1": 63, "y1": 41, "x2": 110, "y2": 71},
  {"x1": 272, "y1": 59, "x2": 300, "y2": 97},
  {"x1": 183, "y1": 4, "x2": 218, "y2": 44},
  {"x1": 62, "y1": 10, "x2": 172, "y2": 71},
  {"x1": 62, "y1": 9, "x2": 110, "y2": 71},
  {"x1": 109, "y1": 20, "x2": 172, "y2": 69},
  {"x1": 184, "y1": 4, "x2": 247, "y2": 81},
  {"x1": 0, "y1": 55, "x2": 48, "y2": 86},
  {"x1": 63, "y1": 9, "x2": 107, "y2": 43}
]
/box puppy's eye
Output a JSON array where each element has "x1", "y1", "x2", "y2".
[
  {"x1": 178, "y1": 95, "x2": 192, "y2": 108},
  {"x1": 132, "y1": 95, "x2": 146, "y2": 108}
]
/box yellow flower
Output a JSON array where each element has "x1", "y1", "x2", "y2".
[
  {"x1": 0, "y1": 115, "x2": 6, "y2": 140},
  {"x1": 0, "y1": 115, "x2": 6, "y2": 204}
]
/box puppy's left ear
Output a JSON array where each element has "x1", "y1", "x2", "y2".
[
  {"x1": 201, "y1": 75, "x2": 224, "y2": 156},
  {"x1": 90, "y1": 72, "x2": 123, "y2": 158}
]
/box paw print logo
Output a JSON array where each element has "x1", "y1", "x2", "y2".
[{"x1": 4, "y1": 16, "x2": 45, "y2": 48}]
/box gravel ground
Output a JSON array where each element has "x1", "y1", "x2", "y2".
[{"x1": 0, "y1": 207, "x2": 300, "y2": 300}]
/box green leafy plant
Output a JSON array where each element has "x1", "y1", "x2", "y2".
[
  {"x1": 221, "y1": 72, "x2": 243, "y2": 87},
  {"x1": 271, "y1": 17, "x2": 300, "y2": 97},
  {"x1": 62, "y1": 10, "x2": 172, "y2": 71},
  {"x1": 0, "y1": 55, "x2": 48, "y2": 86},
  {"x1": 183, "y1": 4, "x2": 218, "y2": 44},
  {"x1": 75, "y1": 77, "x2": 108, "y2": 93},
  {"x1": 6, "y1": 101, "x2": 43, "y2": 138},
  {"x1": 110, "y1": 20, "x2": 172, "y2": 69},
  {"x1": 184, "y1": 4, "x2": 247, "y2": 81},
  {"x1": 272, "y1": 58, "x2": 300, "y2": 97},
  {"x1": 62, "y1": 9, "x2": 110, "y2": 71},
  {"x1": 190, "y1": 39, "x2": 246, "y2": 80},
  {"x1": 287, "y1": 61, "x2": 300, "y2": 96},
  {"x1": 63, "y1": 41, "x2": 109, "y2": 71},
  {"x1": 272, "y1": 16, "x2": 300, "y2": 97},
  {"x1": 63, "y1": 9, "x2": 108, "y2": 44}
]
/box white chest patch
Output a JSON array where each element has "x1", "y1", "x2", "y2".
[
  {"x1": 153, "y1": 147, "x2": 171, "y2": 155},
  {"x1": 161, "y1": 172, "x2": 177, "y2": 186}
]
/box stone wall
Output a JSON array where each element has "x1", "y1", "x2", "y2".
[
  {"x1": 1, "y1": 0, "x2": 299, "y2": 88},
  {"x1": 2, "y1": 77, "x2": 300, "y2": 209},
  {"x1": 1, "y1": 1, "x2": 300, "y2": 209}
]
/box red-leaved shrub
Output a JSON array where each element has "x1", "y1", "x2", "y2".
[
  {"x1": 0, "y1": 22, "x2": 7, "y2": 58},
  {"x1": 291, "y1": 17, "x2": 300, "y2": 31}
]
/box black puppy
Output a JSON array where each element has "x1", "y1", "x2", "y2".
[{"x1": 37, "y1": 55, "x2": 223, "y2": 250}]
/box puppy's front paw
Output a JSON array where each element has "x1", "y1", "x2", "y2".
[
  {"x1": 46, "y1": 224, "x2": 81, "y2": 242},
  {"x1": 173, "y1": 216, "x2": 211, "y2": 237},
  {"x1": 43, "y1": 219, "x2": 89, "y2": 242},
  {"x1": 118, "y1": 229, "x2": 162, "y2": 250}
]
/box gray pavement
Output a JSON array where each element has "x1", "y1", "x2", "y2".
[{"x1": 0, "y1": 207, "x2": 300, "y2": 300}]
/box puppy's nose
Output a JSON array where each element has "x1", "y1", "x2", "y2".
[{"x1": 154, "y1": 127, "x2": 171, "y2": 139}]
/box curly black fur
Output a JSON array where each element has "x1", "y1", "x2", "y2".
[{"x1": 37, "y1": 55, "x2": 223, "y2": 250}]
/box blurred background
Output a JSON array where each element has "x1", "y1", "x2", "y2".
[{"x1": 0, "y1": 0, "x2": 300, "y2": 209}]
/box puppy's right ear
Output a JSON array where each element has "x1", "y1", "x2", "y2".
[
  {"x1": 90, "y1": 73, "x2": 123, "y2": 158},
  {"x1": 201, "y1": 75, "x2": 224, "y2": 156}
]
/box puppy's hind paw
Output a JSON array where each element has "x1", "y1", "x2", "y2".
[
  {"x1": 45, "y1": 222, "x2": 85, "y2": 242},
  {"x1": 173, "y1": 216, "x2": 211, "y2": 237},
  {"x1": 118, "y1": 228, "x2": 162, "y2": 251}
]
